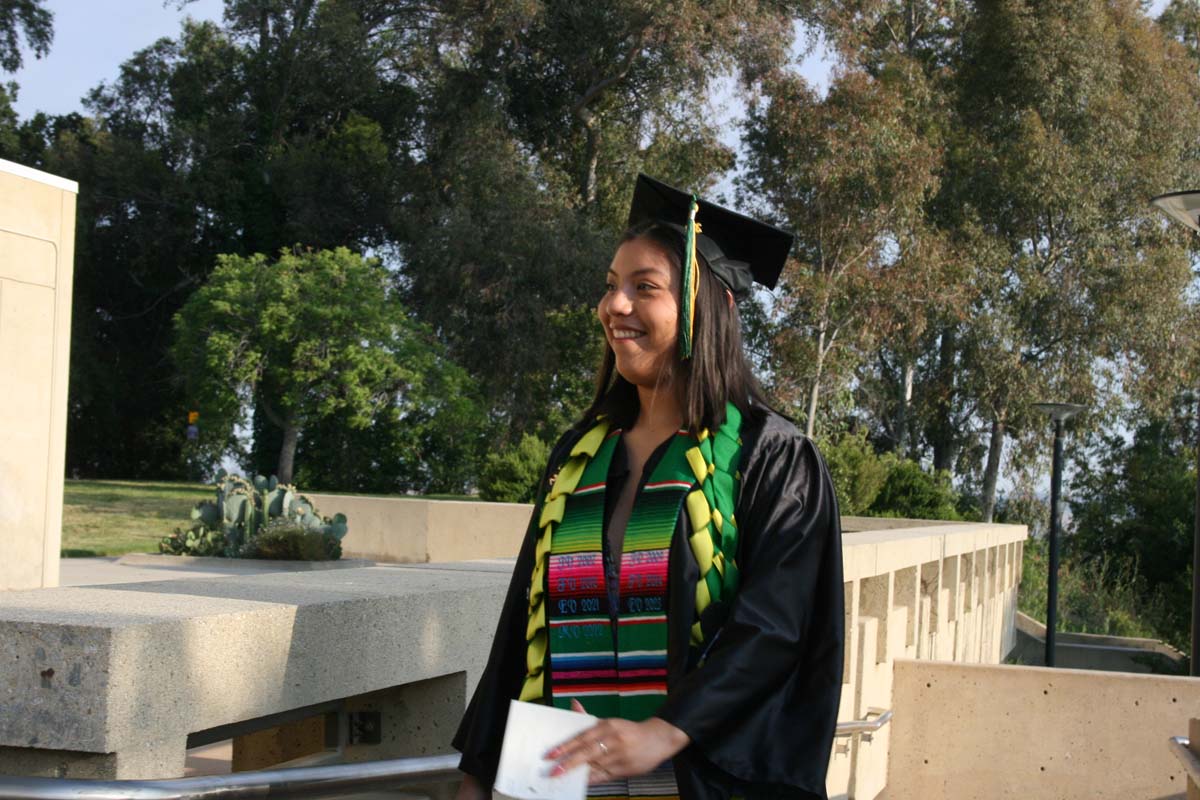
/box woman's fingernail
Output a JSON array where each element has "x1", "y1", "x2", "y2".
[
  {"x1": 545, "y1": 747, "x2": 559, "y2": 759},
  {"x1": 549, "y1": 765, "x2": 565, "y2": 777}
]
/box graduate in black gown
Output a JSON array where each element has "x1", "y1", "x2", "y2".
[{"x1": 453, "y1": 175, "x2": 844, "y2": 800}]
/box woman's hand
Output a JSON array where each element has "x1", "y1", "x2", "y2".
[
  {"x1": 546, "y1": 699, "x2": 691, "y2": 784},
  {"x1": 454, "y1": 773, "x2": 488, "y2": 800}
]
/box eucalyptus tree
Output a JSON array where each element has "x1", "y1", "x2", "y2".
[
  {"x1": 938, "y1": 0, "x2": 1200, "y2": 520},
  {"x1": 741, "y1": 62, "x2": 944, "y2": 438}
]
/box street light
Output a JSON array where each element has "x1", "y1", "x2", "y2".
[
  {"x1": 1150, "y1": 190, "x2": 1200, "y2": 677},
  {"x1": 1032, "y1": 402, "x2": 1086, "y2": 668}
]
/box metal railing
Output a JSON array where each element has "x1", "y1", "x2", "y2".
[
  {"x1": 1169, "y1": 736, "x2": 1200, "y2": 788},
  {"x1": 835, "y1": 708, "x2": 893, "y2": 737},
  {"x1": 0, "y1": 711, "x2": 895, "y2": 800},
  {"x1": 0, "y1": 753, "x2": 461, "y2": 800}
]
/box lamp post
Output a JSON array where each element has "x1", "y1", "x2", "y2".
[
  {"x1": 1150, "y1": 190, "x2": 1200, "y2": 677},
  {"x1": 1032, "y1": 402, "x2": 1086, "y2": 668}
]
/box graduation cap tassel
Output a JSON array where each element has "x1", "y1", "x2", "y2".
[{"x1": 680, "y1": 196, "x2": 701, "y2": 359}]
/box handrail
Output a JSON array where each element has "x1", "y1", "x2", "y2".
[
  {"x1": 0, "y1": 753, "x2": 461, "y2": 800},
  {"x1": 1170, "y1": 736, "x2": 1200, "y2": 787},
  {"x1": 0, "y1": 715, "x2": 897, "y2": 800},
  {"x1": 835, "y1": 708, "x2": 893, "y2": 736}
]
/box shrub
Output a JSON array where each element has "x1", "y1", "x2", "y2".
[
  {"x1": 479, "y1": 434, "x2": 551, "y2": 503},
  {"x1": 1018, "y1": 536, "x2": 1167, "y2": 641},
  {"x1": 238, "y1": 519, "x2": 343, "y2": 561},
  {"x1": 819, "y1": 429, "x2": 895, "y2": 515},
  {"x1": 868, "y1": 460, "x2": 962, "y2": 520}
]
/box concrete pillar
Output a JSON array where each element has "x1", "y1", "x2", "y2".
[{"x1": 0, "y1": 160, "x2": 77, "y2": 591}]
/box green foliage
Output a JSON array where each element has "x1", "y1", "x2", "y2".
[
  {"x1": 479, "y1": 434, "x2": 551, "y2": 503},
  {"x1": 994, "y1": 484, "x2": 1048, "y2": 539},
  {"x1": 1068, "y1": 416, "x2": 1195, "y2": 652},
  {"x1": 159, "y1": 471, "x2": 347, "y2": 559},
  {"x1": 0, "y1": 0, "x2": 53, "y2": 73},
  {"x1": 868, "y1": 460, "x2": 962, "y2": 521},
  {"x1": 820, "y1": 429, "x2": 896, "y2": 515},
  {"x1": 1018, "y1": 537, "x2": 1169, "y2": 642},
  {"x1": 173, "y1": 247, "x2": 462, "y2": 483},
  {"x1": 238, "y1": 519, "x2": 342, "y2": 561}
]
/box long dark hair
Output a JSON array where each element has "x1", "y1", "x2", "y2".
[{"x1": 582, "y1": 222, "x2": 768, "y2": 433}]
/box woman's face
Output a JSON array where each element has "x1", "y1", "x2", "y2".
[{"x1": 597, "y1": 236, "x2": 680, "y2": 389}]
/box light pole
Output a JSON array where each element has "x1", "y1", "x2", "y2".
[
  {"x1": 1032, "y1": 402, "x2": 1085, "y2": 668},
  {"x1": 1150, "y1": 190, "x2": 1200, "y2": 677}
]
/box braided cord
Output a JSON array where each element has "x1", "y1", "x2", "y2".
[
  {"x1": 683, "y1": 402, "x2": 743, "y2": 645},
  {"x1": 520, "y1": 419, "x2": 610, "y2": 702}
]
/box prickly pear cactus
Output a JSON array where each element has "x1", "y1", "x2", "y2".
[{"x1": 162, "y1": 472, "x2": 348, "y2": 559}]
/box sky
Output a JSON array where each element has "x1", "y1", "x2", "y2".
[{"x1": 10, "y1": 0, "x2": 226, "y2": 119}]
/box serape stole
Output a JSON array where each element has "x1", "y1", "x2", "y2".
[{"x1": 547, "y1": 430, "x2": 696, "y2": 800}]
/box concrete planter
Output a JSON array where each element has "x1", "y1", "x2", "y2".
[{"x1": 117, "y1": 553, "x2": 374, "y2": 571}]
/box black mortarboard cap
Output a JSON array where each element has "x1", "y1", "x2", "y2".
[{"x1": 626, "y1": 173, "x2": 793, "y2": 297}]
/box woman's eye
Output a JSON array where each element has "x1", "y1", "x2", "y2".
[
  {"x1": 604, "y1": 282, "x2": 616, "y2": 293},
  {"x1": 638, "y1": 283, "x2": 656, "y2": 292}
]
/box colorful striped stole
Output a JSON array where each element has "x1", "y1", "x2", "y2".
[{"x1": 547, "y1": 428, "x2": 695, "y2": 719}]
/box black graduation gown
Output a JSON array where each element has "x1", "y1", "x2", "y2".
[{"x1": 452, "y1": 408, "x2": 845, "y2": 800}]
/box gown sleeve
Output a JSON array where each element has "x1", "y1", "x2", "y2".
[
  {"x1": 655, "y1": 413, "x2": 845, "y2": 798},
  {"x1": 452, "y1": 429, "x2": 583, "y2": 784}
]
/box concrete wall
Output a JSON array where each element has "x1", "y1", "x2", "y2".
[
  {"x1": 0, "y1": 516, "x2": 1027, "y2": 793},
  {"x1": 0, "y1": 564, "x2": 512, "y2": 778},
  {"x1": 887, "y1": 659, "x2": 1200, "y2": 799},
  {"x1": 0, "y1": 159, "x2": 77, "y2": 592},
  {"x1": 1011, "y1": 610, "x2": 1187, "y2": 674},
  {"x1": 306, "y1": 494, "x2": 532, "y2": 563},
  {"x1": 830, "y1": 519, "x2": 1026, "y2": 800}
]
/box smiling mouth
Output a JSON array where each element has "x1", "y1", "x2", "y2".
[{"x1": 611, "y1": 328, "x2": 645, "y2": 340}]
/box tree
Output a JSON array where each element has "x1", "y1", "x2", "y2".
[
  {"x1": 0, "y1": 0, "x2": 52, "y2": 73},
  {"x1": 937, "y1": 0, "x2": 1200, "y2": 520},
  {"x1": 1069, "y1": 415, "x2": 1197, "y2": 651},
  {"x1": 172, "y1": 247, "x2": 465, "y2": 484},
  {"x1": 395, "y1": 0, "x2": 809, "y2": 441},
  {"x1": 490, "y1": 0, "x2": 802, "y2": 213},
  {"x1": 26, "y1": 3, "x2": 423, "y2": 478},
  {"x1": 742, "y1": 62, "x2": 944, "y2": 437}
]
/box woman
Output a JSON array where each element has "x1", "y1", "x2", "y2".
[{"x1": 453, "y1": 175, "x2": 844, "y2": 800}]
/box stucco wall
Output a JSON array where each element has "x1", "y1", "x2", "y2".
[
  {"x1": 888, "y1": 659, "x2": 1200, "y2": 799},
  {"x1": 306, "y1": 494, "x2": 532, "y2": 563},
  {"x1": 0, "y1": 159, "x2": 78, "y2": 591}
]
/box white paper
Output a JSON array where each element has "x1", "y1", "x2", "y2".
[{"x1": 493, "y1": 699, "x2": 597, "y2": 800}]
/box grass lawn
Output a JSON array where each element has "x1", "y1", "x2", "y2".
[
  {"x1": 62, "y1": 479, "x2": 211, "y2": 557},
  {"x1": 61, "y1": 480, "x2": 483, "y2": 557}
]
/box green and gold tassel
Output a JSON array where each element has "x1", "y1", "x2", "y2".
[{"x1": 679, "y1": 195, "x2": 701, "y2": 359}]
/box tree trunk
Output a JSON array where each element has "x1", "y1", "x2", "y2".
[
  {"x1": 277, "y1": 423, "x2": 299, "y2": 485},
  {"x1": 931, "y1": 327, "x2": 958, "y2": 472},
  {"x1": 896, "y1": 360, "x2": 914, "y2": 455},
  {"x1": 980, "y1": 414, "x2": 1006, "y2": 523},
  {"x1": 581, "y1": 119, "x2": 599, "y2": 207},
  {"x1": 806, "y1": 325, "x2": 828, "y2": 438},
  {"x1": 806, "y1": 378, "x2": 820, "y2": 439}
]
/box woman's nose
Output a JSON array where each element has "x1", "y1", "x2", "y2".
[{"x1": 608, "y1": 286, "x2": 634, "y2": 315}]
